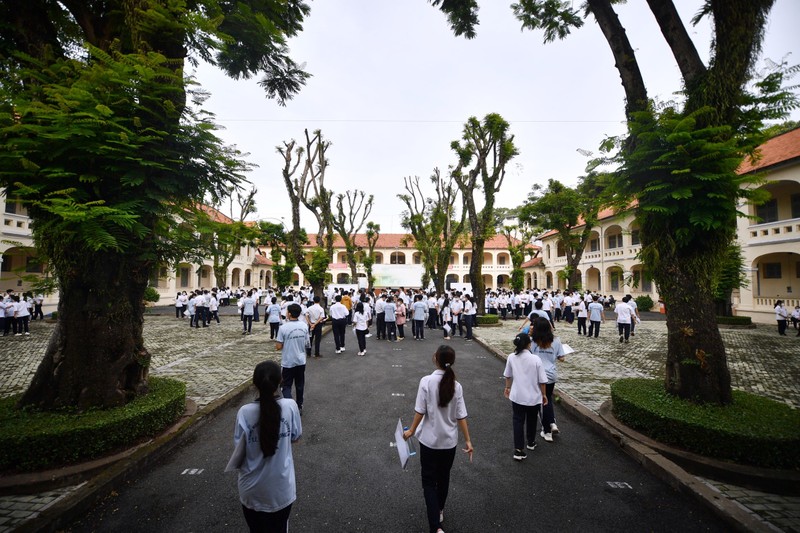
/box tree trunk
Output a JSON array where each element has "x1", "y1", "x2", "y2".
[
  {"x1": 659, "y1": 252, "x2": 732, "y2": 405},
  {"x1": 470, "y1": 239, "x2": 486, "y2": 313},
  {"x1": 213, "y1": 266, "x2": 228, "y2": 287},
  {"x1": 19, "y1": 254, "x2": 150, "y2": 410}
]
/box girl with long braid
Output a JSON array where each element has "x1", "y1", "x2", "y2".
[
  {"x1": 231, "y1": 361, "x2": 302, "y2": 533},
  {"x1": 404, "y1": 345, "x2": 473, "y2": 533}
]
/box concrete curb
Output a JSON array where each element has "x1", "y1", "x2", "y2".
[{"x1": 472, "y1": 334, "x2": 779, "y2": 533}]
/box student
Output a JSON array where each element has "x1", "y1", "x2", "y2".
[
  {"x1": 384, "y1": 295, "x2": 398, "y2": 341},
  {"x1": 186, "y1": 293, "x2": 197, "y2": 328},
  {"x1": 266, "y1": 297, "x2": 283, "y2": 340},
  {"x1": 209, "y1": 291, "x2": 220, "y2": 324},
  {"x1": 587, "y1": 295, "x2": 605, "y2": 338},
  {"x1": 503, "y1": 333, "x2": 547, "y2": 460},
  {"x1": 403, "y1": 345, "x2": 473, "y2": 533},
  {"x1": 306, "y1": 296, "x2": 326, "y2": 356},
  {"x1": 575, "y1": 298, "x2": 588, "y2": 336},
  {"x1": 13, "y1": 295, "x2": 30, "y2": 336},
  {"x1": 531, "y1": 318, "x2": 566, "y2": 443},
  {"x1": 792, "y1": 306, "x2": 800, "y2": 337},
  {"x1": 412, "y1": 294, "x2": 428, "y2": 340},
  {"x1": 329, "y1": 295, "x2": 349, "y2": 353},
  {"x1": 174, "y1": 292, "x2": 185, "y2": 319},
  {"x1": 615, "y1": 296, "x2": 634, "y2": 343},
  {"x1": 276, "y1": 304, "x2": 309, "y2": 413},
  {"x1": 440, "y1": 297, "x2": 452, "y2": 340},
  {"x1": 230, "y1": 360, "x2": 301, "y2": 533},
  {"x1": 396, "y1": 298, "x2": 407, "y2": 340},
  {"x1": 374, "y1": 294, "x2": 386, "y2": 340},
  {"x1": 240, "y1": 290, "x2": 257, "y2": 335},
  {"x1": 352, "y1": 301, "x2": 369, "y2": 356},
  {"x1": 462, "y1": 295, "x2": 476, "y2": 340}
]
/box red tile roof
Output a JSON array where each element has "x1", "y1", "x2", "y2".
[
  {"x1": 521, "y1": 257, "x2": 542, "y2": 268},
  {"x1": 738, "y1": 128, "x2": 800, "y2": 174},
  {"x1": 197, "y1": 204, "x2": 234, "y2": 224},
  {"x1": 253, "y1": 254, "x2": 274, "y2": 266},
  {"x1": 302, "y1": 233, "x2": 524, "y2": 250}
]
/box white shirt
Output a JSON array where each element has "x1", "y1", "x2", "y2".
[
  {"x1": 775, "y1": 305, "x2": 788, "y2": 320},
  {"x1": 413, "y1": 370, "x2": 468, "y2": 450},
  {"x1": 329, "y1": 302, "x2": 349, "y2": 320},
  {"x1": 615, "y1": 302, "x2": 633, "y2": 324},
  {"x1": 307, "y1": 303, "x2": 325, "y2": 325},
  {"x1": 503, "y1": 349, "x2": 547, "y2": 406},
  {"x1": 352, "y1": 311, "x2": 369, "y2": 330}
]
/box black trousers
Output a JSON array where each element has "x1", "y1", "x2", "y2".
[
  {"x1": 281, "y1": 365, "x2": 305, "y2": 408},
  {"x1": 376, "y1": 312, "x2": 386, "y2": 339},
  {"x1": 419, "y1": 443, "x2": 456, "y2": 533},
  {"x1": 309, "y1": 322, "x2": 322, "y2": 354},
  {"x1": 242, "y1": 503, "x2": 292, "y2": 533},
  {"x1": 332, "y1": 318, "x2": 348, "y2": 349}
]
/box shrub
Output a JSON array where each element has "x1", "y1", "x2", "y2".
[
  {"x1": 49, "y1": 311, "x2": 58, "y2": 320},
  {"x1": 610, "y1": 378, "x2": 800, "y2": 469},
  {"x1": 143, "y1": 286, "x2": 161, "y2": 303},
  {"x1": 0, "y1": 377, "x2": 186, "y2": 472},
  {"x1": 716, "y1": 315, "x2": 752, "y2": 326},
  {"x1": 476, "y1": 314, "x2": 499, "y2": 325},
  {"x1": 634, "y1": 294, "x2": 654, "y2": 312}
]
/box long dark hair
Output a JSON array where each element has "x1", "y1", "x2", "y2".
[
  {"x1": 513, "y1": 332, "x2": 531, "y2": 355},
  {"x1": 531, "y1": 317, "x2": 554, "y2": 349},
  {"x1": 253, "y1": 360, "x2": 282, "y2": 457},
  {"x1": 435, "y1": 345, "x2": 456, "y2": 408}
]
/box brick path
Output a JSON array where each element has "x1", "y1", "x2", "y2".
[{"x1": 0, "y1": 314, "x2": 798, "y2": 532}]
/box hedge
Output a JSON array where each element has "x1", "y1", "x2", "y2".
[
  {"x1": 0, "y1": 377, "x2": 186, "y2": 472},
  {"x1": 716, "y1": 315, "x2": 752, "y2": 326},
  {"x1": 611, "y1": 378, "x2": 800, "y2": 469},
  {"x1": 143, "y1": 286, "x2": 161, "y2": 303},
  {"x1": 634, "y1": 295, "x2": 654, "y2": 312},
  {"x1": 476, "y1": 314, "x2": 499, "y2": 325}
]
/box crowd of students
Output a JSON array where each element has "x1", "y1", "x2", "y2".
[{"x1": 1, "y1": 289, "x2": 44, "y2": 337}]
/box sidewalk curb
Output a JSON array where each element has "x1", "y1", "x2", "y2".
[{"x1": 472, "y1": 334, "x2": 779, "y2": 533}]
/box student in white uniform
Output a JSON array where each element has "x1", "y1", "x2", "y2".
[
  {"x1": 403, "y1": 345, "x2": 473, "y2": 533},
  {"x1": 230, "y1": 360, "x2": 301, "y2": 533},
  {"x1": 503, "y1": 333, "x2": 547, "y2": 459}
]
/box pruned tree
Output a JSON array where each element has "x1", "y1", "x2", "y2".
[
  {"x1": 451, "y1": 114, "x2": 518, "y2": 313},
  {"x1": 277, "y1": 129, "x2": 334, "y2": 297},
  {"x1": 195, "y1": 187, "x2": 259, "y2": 287},
  {"x1": 499, "y1": 222, "x2": 540, "y2": 292},
  {"x1": 519, "y1": 175, "x2": 603, "y2": 290},
  {"x1": 431, "y1": 0, "x2": 798, "y2": 404},
  {"x1": 332, "y1": 190, "x2": 374, "y2": 284},
  {"x1": 398, "y1": 169, "x2": 466, "y2": 293},
  {"x1": 258, "y1": 220, "x2": 297, "y2": 290},
  {"x1": 362, "y1": 222, "x2": 381, "y2": 290}
]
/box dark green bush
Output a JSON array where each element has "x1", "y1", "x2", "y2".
[
  {"x1": 476, "y1": 314, "x2": 499, "y2": 325},
  {"x1": 143, "y1": 286, "x2": 161, "y2": 303},
  {"x1": 716, "y1": 315, "x2": 752, "y2": 325},
  {"x1": 634, "y1": 295, "x2": 654, "y2": 312},
  {"x1": 611, "y1": 378, "x2": 800, "y2": 469},
  {"x1": 0, "y1": 377, "x2": 186, "y2": 472}
]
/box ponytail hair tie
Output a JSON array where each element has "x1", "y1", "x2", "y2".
[{"x1": 445, "y1": 362, "x2": 451, "y2": 368}]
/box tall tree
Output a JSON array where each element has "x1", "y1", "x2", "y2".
[
  {"x1": 195, "y1": 187, "x2": 259, "y2": 287},
  {"x1": 0, "y1": 0, "x2": 310, "y2": 410},
  {"x1": 499, "y1": 223, "x2": 539, "y2": 292},
  {"x1": 432, "y1": 0, "x2": 797, "y2": 404},
  {"x1": 332, "y1": 190, "x2": 374, "y2": 284},
  {"x1": 257, "y1": 220, "x2": 297, "y2": 290},
  {"x1": 451, "y1": 114, "x2": 518, "y2": 313},
  {"x1": 398, "y1": 170, "x2": 466, "y2": 293},
  {"x1": 277, "y1": 129, "x2": 334, "y2": 298},
  {"x1": 519, "y1": 176, "x2": 603, "y2": 290},
  {"x1": 362, "y1": 222, "x2": 381, "y2": 291}
]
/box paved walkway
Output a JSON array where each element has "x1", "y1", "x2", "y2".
[{"x1": 0, "y1": 313, "x2": 798, "y2": 532}]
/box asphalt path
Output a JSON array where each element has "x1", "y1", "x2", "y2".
[{"x1": 67, "y1": 326, "x2": 726, "y2": 533}]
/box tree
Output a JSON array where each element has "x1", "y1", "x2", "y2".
[
  {"x1": 431, "y1": 0, "x2": 797, "y2": 404},
  {"x1": 0, "y1": 0, "x2": 310, "y2": 410},
  {"x1": 499, "y1": 223, "x2": 539, "y2": 292},
  {"x1": 451, "y1": 114, "x2": 518, "y2": 313},
  {"x1": 195, "y1": 188, "x2": 259, "y2": 287},
  {"x1": 519, "y1": 176, "x2": 603, "y2": 290},
  {"x1": 398, "y1": 170, "x2": 466, "y2": 293},
  {"x1": 277, "y1": 129, "x2": 335, "y2": 298},
  {"x1": 332, "y1": 190, "x2": 374, "y2": 284},
  {"x1": 712, "y1": 243, "x2": 748, "y2": 317},
  {"x1": 257, "y1": 221, "x2": 296, "y2": 290},
  {"x1": 362, "y1": 222, "x2": 381, "y2": 290}
]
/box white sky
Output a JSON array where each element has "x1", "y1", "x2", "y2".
[{"x1": 194, "y1": 0, "x2": 800, "y2": 234}]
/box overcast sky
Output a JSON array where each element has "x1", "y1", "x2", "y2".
[{"x1": 194, "y1": 0, "x2": 800, "y2": 234}]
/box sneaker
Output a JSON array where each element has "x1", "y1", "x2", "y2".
[
  {"x1": 513, "y1": 449, "x2": 527, "y2": 461},
  {"x1": 619, "y1": 335, "x2": 624, "y2": 343},
  {"x1": 14, "y1": 333, "x2": 21, "y2": 336},
  {"x1": 335, "y1": 348, "x2": 341, "y2": 354},
  {"x1": 550, "y1": 423, "x2": 559, "y2": 434},
  {"x1": 340, "y1": 347, "x2": 345, "y2": 352},
  {"x1": 541, "y1": 431, "x2": 553, "y2": 442},
  {"x1": 624, "y1": 339, "x2": 629, "y2": 343},
  {"x1": 24, "y1": 332, "x2": 30, "y2": 336},
  {"x1": 397, "y1": 337, "x2": 403, "y2": 341},
  {"x1": 526, "y1": 442, "x2": 537, "y2": 451},
  {"x1": 365, "y1": 333, "x2": 372, "y2": 338}
]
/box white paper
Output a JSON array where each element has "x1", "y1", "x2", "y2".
[
  {"x1": 395, "y1": 418, "x2": 410, "y2": 469},
  {"x1": 561, "y1": 344, "x2": 575, "y2": 356}
]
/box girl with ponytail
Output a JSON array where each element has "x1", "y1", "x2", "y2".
[
  {"x1": 403, "y1": 345, "x2": 473, "y2": 533},
  {"x1": 230, "y1": 360, "x2": 302, "y2": 533},
  {"x1": 503, "y1": 332, "x2": 548, "y2": 461}
]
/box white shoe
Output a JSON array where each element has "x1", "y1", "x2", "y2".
[
  {"x1": 541, "y1": 430, "x2": 553, "y2": 442},
  {"x1": 365, "y1": 333, "x2": 372, "y2": 338},
  {"x1": 335, "y1": 348, "x2": 341, "y2": 354},
  {"x1": 340, "y1": 347, "x2": 345, "y2": 352},
  {"x1": 550, "y1": 423, "x2": 559, "y2": 434}
]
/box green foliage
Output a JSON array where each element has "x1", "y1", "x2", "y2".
[
  {"x1": 716, "y1": 315, "x2": 753, "y2": 326},
  {"x1": 304, "y1": 247, "x2": 330, "y2": 288},
  {"x1": 634, "y1": 295, "x2": 654, "y2": 312},
  {"x1": 510, "y1": 268, "x2": 524, "y2": 292},
  {"x1": 0, "y1": 377, "x2": 186, "y2": 472},
  {"x1": 143, "y1": 286, "x2": 161, "y2": 303},
  {"x1": 611, "y1": 378, "x2": 800, "y2": 469},
  {"x1": 476, "y1": 314, "x2": 499, "y2": 325}
]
